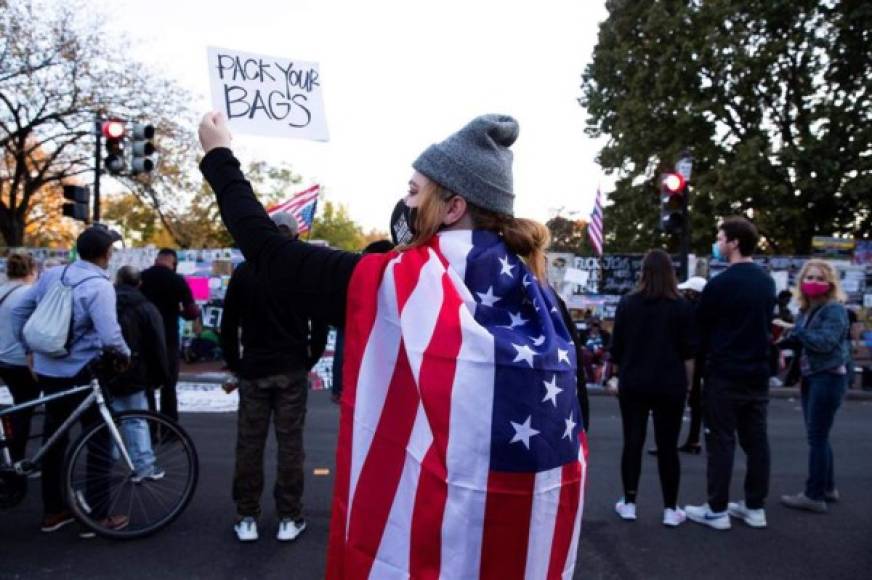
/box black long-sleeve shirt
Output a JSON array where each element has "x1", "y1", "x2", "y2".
[
  {"x1": 610, "y1": 293, "x2": 697, "y2": 396},
  {"x1": 221, "y1": 261, "x2": 330, "y2": 380},
  {"x1": 697, "y1": 262, "x2": 775, "y2": 386},
  {"x1": 200, "y1": 148, "x2": 361, "y2": 327}
]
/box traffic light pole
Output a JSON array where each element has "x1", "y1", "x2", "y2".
[
  {"x1": 680, "y1": 190, "x2": 690, "y2": 281},
  {"x1": 93, "y1": 115, "x2": 102, "y2": 223}
]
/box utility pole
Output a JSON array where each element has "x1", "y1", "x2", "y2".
[{"x1": 93, "y1": 115, "x2": 102, "y2": 223}]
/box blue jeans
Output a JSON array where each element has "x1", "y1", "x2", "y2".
[
  {"x1": 111, "y1": 392, "x2": 157, "y2": 476},
  {"x1": 801, "y1": 372, "x2": 847, "y2": 500}
]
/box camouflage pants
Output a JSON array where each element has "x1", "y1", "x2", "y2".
[{"x1": 233, "y1": 369, "x2": 308, "y2": 519}]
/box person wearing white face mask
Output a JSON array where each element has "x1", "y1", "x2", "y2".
[{"x1": 775, "y1": 260, "x2": 850, "y2": 513}]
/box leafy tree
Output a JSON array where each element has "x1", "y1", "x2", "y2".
[
  {"x1": 581, "y1": 0, "x2": 872, "y2": 254},
  {"x1": 309, "y1": 201, "x2": 365, "y2": 251},
  {"x1": 104, "y1": 161, "x2": 305, "y2": 248},
  {"x1": 0, "y1": 0, "x2": 195, "y2": 246},
  {"x1": 546, "y1": 215, "x2": 593, "y2": 255}
]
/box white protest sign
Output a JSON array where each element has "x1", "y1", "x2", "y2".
[{"x1": 207, "y1": 46, "x2": 329, "y2": 141}]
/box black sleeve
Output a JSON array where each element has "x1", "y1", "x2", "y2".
[
  {"x1": 678, "y1": 299, "x2": 699, "y2": 360},
  {"x1": 307, "y1": 320, "x2": 329, "y2": 370},
  {"x1": 200, "y1": 148, "x2": 362, "y2": 327},
  {"x1": 221, "y1": 268, "x2": 242, "y2": 374},
  {"x1": 555, "y1": 294, "x2": 590, "y2": 433},
  {"x1": 144, "y1": 303, "x2": 171, "y2": 387},
  {"x1": 177, "y1": 274, "x2": 201, "y2": 321},
  {"x1": 609, "y1": 296, "x2": 627, "y2": 365}
]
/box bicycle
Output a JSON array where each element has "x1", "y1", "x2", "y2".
[{"x1": 0, "y1": 377, "x2": 198, "y2": 539}]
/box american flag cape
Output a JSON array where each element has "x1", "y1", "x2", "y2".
[
  {"x1": 327, "y1": 230, "x2": 589, "y2": 580},
  {"x1": 266, "y1": 184, "x2": 320, "y2": 234}
]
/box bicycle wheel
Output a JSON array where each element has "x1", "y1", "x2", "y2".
[{"x1": 64, "y1": 410, "x2": 198, "y2": 539}]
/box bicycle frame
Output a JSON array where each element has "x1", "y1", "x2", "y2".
[{"x1": 0, "y1": 379, "x2": 134, "y2": 475}]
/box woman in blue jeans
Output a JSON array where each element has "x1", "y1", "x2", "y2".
[{"x1": 776, "y1": 259, "x2": 850, "y2": 513}]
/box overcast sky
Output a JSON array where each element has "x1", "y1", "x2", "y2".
[{"x1": 104, "y1": 0, "x2": 610, "y2": 232}]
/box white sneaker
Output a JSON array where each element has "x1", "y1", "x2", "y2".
[
  {"x1": 685, "y1": 503, "x2": 731, "y2": 530},
  {"x1": 728, "y1": 501, "x2": 767, "y2": 528},
  {"x1": 615, "y1": 498, "x2": 637, "y2": 521},
  {"x1": 277, "y1": 518, "x2": 307, "y2": 542},
  {"x1": 234, "y1": 517, "x2": 258, "y2": 542},
  {"x1": 663, "y1": 507, "x2": 687, "y2": 527}
]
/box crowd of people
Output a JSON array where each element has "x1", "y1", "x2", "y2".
[{"x1": 0, "y1": 111, "x2": 858, "y2": 576}]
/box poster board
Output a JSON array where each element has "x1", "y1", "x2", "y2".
[{"x1": 207, "y1": 46, "x2": 329, "y2": 141}]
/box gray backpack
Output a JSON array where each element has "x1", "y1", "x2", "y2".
[{"x1": 22, "y1": 266, "x2": 100, "y2": 358}]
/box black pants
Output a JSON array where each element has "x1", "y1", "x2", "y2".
[
  {"x1": 684, "y1": 372, "x2": 703, "y2": 446},
  {"x1": 704, "y1": 376, "x2": 770, "y2": 512},
  {"x1": 148, "y1": 347, "x2": 180, "y2": 421},
  {"x1": 619, "y1": 390, "x2": 686, "y2": 508},
  {"x1": 38, "y1": 369, "x2": 105, "y2": 516},
  {"x1": 0, "y1": 365, "x2": 40, "y2": 461},
  {"x1": 233, "y1": 370, "x2": 308, "y2": 519}
]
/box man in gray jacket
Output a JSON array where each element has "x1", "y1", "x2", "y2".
[{"x1": 12, "y1": 224, "x2": 131, "y2": 534}]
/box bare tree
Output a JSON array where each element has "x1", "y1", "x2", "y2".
[{"x1": 0, "y1": 0, "x2": 197, "y2": 246}]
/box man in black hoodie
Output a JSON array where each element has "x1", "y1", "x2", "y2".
[
  {"x1": 106, "y1": 266, "x2": 171, "y2": 482},
  {"x1": 222, "y1": 213, "x2": 328, "y2": 543}
]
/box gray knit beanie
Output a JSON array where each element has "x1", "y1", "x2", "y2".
[{"x1": 412, "y1": 114, "x2": 519, "y2": 216}]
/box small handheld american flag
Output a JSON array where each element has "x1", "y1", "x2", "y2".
[{"x1": 267, "y1": 184, "x2": 320, "y2": 234}]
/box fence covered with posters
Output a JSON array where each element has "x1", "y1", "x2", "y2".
[{"x1": 546, "y1": 249, "x2": 872, "y2": 320}]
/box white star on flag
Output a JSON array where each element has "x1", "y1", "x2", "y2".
[
  {"x1": 510, "y1": 415, "x2": 540, "y2": 449},
  {"x1": 542, "y1": 375, "x2": 563, "y2": 407},
  {"x1": 502, "y1": 311, "x2": 528, "y2": 329},
  {"x1": 550, "y1": 305, "x2": 560, "y2": 314},
  {"x1": 511, "y1": 343, "x2": 537, "y2": 367},
  {"x1": 557, "y1": 348, "x2": 571, "y2": 365},
  {"x1": 563, "y1": 413, "x2": 577, "y2": 440},
  {"x1": 476, "y1": 286, "x2": 501, "y2": 307},
  {"x1": 499, "y1": 256, "x2": 516, "y2": 278},
  {"x1": 522, "y1": 274, "x2": 531, "y2": 287},
  {"x1": 532, "y1": 335, "x2": 546, "y2": 347}
]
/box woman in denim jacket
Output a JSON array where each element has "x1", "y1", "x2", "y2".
[{"x1": 775, "y1": 259, "x2": 850, "y2": 513}]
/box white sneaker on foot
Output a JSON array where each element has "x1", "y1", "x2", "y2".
[
  {"x1": 234, "y1": 516, "x2": 258, "y2": 542},
  {"x1": 615, "y1": 498, "x2": 637, "y2": 521},
  {"x1": 277, "y1": 518, "x2": 307, "y2": 542},
  {"x1": 663, "y1": 507, "x2": 687, "y2": 527},
  {"x1": 728, "y1": 500, "x2": 767, "y2": 528},
  {"x1": 685, "y1": 503, "x2": 731, "y2": 530}
]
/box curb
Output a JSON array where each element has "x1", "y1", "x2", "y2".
[{"x1": 585, "y1": 385, "x2": 872, "y2": 401}]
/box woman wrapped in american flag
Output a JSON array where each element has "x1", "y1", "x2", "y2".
[{"x1": 198, "y1": 111, "x2": 589, "y2": 580}]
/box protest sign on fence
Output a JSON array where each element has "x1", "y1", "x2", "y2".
[{"x1": 207, "y1": 46, "x2": 329, "y2": 141}]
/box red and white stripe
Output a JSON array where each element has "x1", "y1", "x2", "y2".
[{"x1": 327, "y1": 231, "x2": 588, "y2": 580}]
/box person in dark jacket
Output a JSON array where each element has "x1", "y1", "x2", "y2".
[
  {"x1": 106, "y1": 266, "x2": 170, "y2": 482},
  {"x1": 685, "y1": 217, "x2": 776, "y2": 531},
  {"x1": 610, "y1": 249, "x2": 697, "y2": 527},
  {"x1": 776, "y1": 259, "x2": 850, "y2": 513},
  {"x1": 678, "y1": 276, "x2": 707, "y2": 453},
  {"x1": 221, "y1": 213, "x2": 328, "y2": 543},
  {"x1": 140, "y1": 248, "x2": 201, "y2": 421}
]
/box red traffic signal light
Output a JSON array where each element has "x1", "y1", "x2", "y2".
[
  {"x1": 661, "y1": 173, "x2": 686, "y2": 194},
  {"x1": 101, "y1": 120, "x2": 125, "y2": 140}
]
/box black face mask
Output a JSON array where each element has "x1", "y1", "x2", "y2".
[{"x1": 390, "y1": 199, "x2": 417, "y2": 246}]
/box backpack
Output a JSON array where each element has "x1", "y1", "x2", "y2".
[{"x1": 22, "y1": 266, "x2": 101, "y2": 358}]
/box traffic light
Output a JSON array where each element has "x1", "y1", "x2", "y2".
[
  {"x1": 659, "y1": 172, "x2": 687, "y2": 233},
  {"x1": 62, "y1": 185, "x2": 90, "y2": 222},
  {"x1": 131, "y1": 123, "x2": 155, "y2": 174},
  {"x1": 102, "y1": 120, "x2": 126, "y2": 175}
]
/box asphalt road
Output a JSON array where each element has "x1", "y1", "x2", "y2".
[{"x1": 2, "y1": 393, "x2": 871, "y2": 579}]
